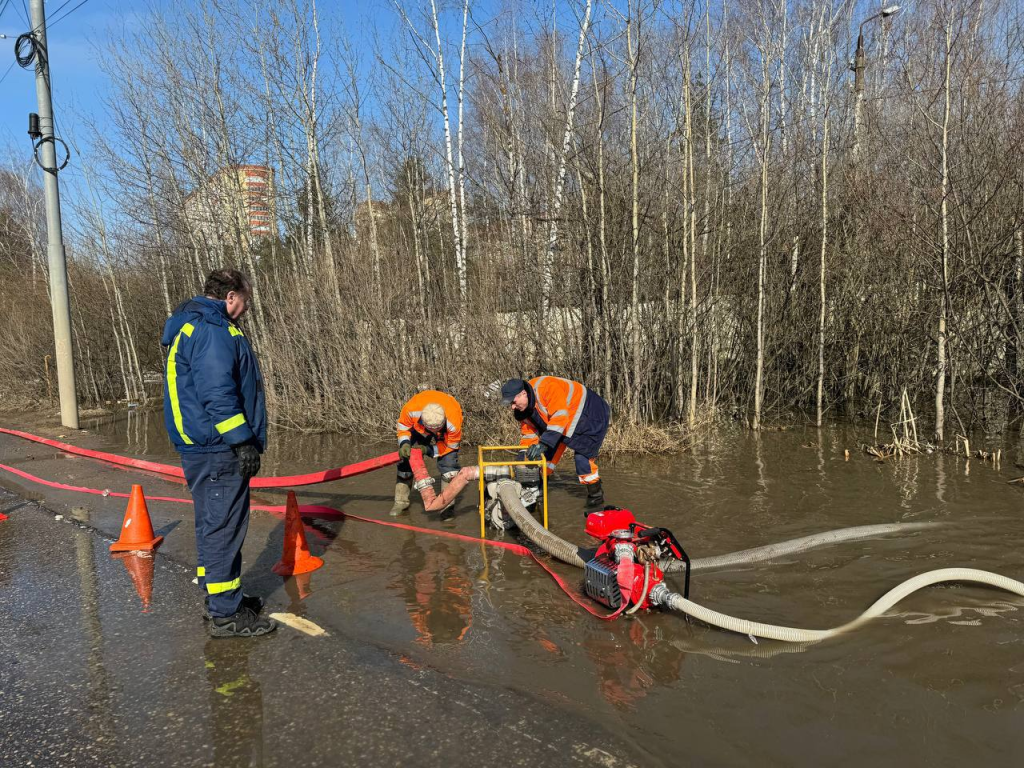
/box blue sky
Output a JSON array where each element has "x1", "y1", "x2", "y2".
[{"x1": 0, "y1": 0, "x2": 120, "y2": 150}]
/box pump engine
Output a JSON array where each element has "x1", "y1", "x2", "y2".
[{"x1": 582, "y1": 507, "x2": 690, "y2": 614}]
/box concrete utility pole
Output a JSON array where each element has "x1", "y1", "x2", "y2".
[{"x1": 29, "y1": 0, "x2": 79, "y2": 429}]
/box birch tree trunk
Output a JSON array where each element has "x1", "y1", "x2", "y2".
[
  {"x1": 627, "y1": 8, "x2": 642, "y2": 422},
  {"x1": 753, "y1": 38, "x2": 773, "y2": 432},
  {"x1": 429, "y1": 0, "x2": 467, "y2": 302},
  {"x1": 541, "y1": 0, "x2": 592, "y2": 342},
  {"x1": 935, "y1": 12, "x2": 954, "y2": 443},
  {"x1": 684, "y1": 47, "x2": 699, "y2": 427},
  {"x1": 817, "y1": 110, "x2": 830, "y2": 428}
]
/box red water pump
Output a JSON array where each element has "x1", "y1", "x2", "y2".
[{"x1": 582, "y1": 507, "x2": 690, "y2": 616}]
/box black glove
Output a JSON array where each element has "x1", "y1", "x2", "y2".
[
  {"x1": 525, "y1": 443, "x2": 544, "y2": 461},
  {"x1": 399, "y1": 443, "x2": 412, "y2": 460},
  {"x1": 233, "y1": 442, "x2": 261, "y2": 479}
]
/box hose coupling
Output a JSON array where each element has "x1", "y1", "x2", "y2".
[
  {"x1": 413, "y1": 477, "x2": 435, "y2": 492},
  {"x1": 614, "y1": 542, "x2": 635, "y2": 563},
  {"x1": 483, "y1": 466, "x2": 512, "y2": 481},
  {"x1": 647, "y1": 583, "x2": 670, "y2": 607},
  {"x1": 442, "y1": 470, "x2": 461, "y2": 482}
]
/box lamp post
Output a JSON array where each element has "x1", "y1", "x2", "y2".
[{"x1": 852, "y1": 5, "x2": 901, "y2": 158}]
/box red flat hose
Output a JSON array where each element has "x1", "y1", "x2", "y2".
[
  {"x1": 0, "y1": 454, "x2": 617, "y2": 620},
  {"x1": 0, "y1": 427, "x2": 398, "y2": 488}
]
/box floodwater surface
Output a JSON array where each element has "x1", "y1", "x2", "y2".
[{"x1": 82, "y1": 412, "x2": 1024, "y2": 766}]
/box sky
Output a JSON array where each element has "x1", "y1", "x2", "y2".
[
  {"x1": 0, "y1": 0, "x2": 413, "y2": 162},
  {"x1": 0, "y1": 0, "x2": 119, "y2": 152}
]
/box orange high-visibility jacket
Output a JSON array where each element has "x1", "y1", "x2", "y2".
[
  {"x1": 397, "y1": 390, "x2": 463, "y2": 458},
  {"x1": 519, "y1": 376, "x2": 589, "y2": 444}
]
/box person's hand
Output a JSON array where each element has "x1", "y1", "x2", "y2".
[
  {"x1": 525, "y1": 443, "x2": 544, "y2": 461},
  {"x1": 399, "y1": 443, "x2": 412, "y2": 460},
  {"x1": 233, "y1": 442, "x2": 261, "y2": 479}
]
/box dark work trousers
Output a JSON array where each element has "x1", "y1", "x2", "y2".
[
  {"x1": 396, "y1": 432, "x2": 461, "y2": 480},
  {"x1": 181, "y1": 450, "x2": 249, "y2": 618}
]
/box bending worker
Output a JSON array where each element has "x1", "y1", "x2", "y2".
[
  {"x1": 501, "y1": 376, "x2": 611, "y2": 509},
  {"x1": 161, "y1": 268, "x2": 275, "y2": 638},
  {"x1": 391, "y1": 389, "x2": 463, "y2": 515}
]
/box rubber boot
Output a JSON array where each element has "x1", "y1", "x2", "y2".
[
  {"x1": 585, "y1": 479, "x2": 605, "y2": 509},
  {"x1": 390, "y1": 480, "x2": 412, "y2": 516}
]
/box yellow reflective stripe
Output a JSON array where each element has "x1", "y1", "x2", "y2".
[
  {"x1": 206, "y1": 578, "x2": 241, "y2": 595},
  {"x1": 228, "y1": 325, "x2": 244, "y2": 337},
  {"x1": 215, "y1": 413, "x2": 247, "y2": 435},
  {"x1": 197, "y1": 566, "x2": 206, "y2": 577},
  {"x1": 167, "y1": 325, "x2": 195, "y2": 446}
]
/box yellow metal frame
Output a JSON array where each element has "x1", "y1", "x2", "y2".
[{"x1": 477, "y1": 445, "x2": 548, "y2": 539}]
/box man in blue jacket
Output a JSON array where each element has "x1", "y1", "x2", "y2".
[{"x1": 162, "y1": 268, "x2": 275, "y2": 638}]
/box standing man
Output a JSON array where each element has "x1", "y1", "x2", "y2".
[
  {"x1": 501, "y1": 376, "x2": 611, "y2": 509},
  {"x1": 162, "y1": 268, "x2": 276, "y2": 638},
  {"x1": 391, "y1": 390, "x2": 463, "y2": 515}
]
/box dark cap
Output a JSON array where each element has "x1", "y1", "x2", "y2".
[{"x1": 500, "y1": 378, "x2": 527, "y2": 404}]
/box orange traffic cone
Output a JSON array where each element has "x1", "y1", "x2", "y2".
[
  {"x1": 272, "y1": 491, "x2": 323, "y2": 576},
  {"x1": 113, "y1": 551, "x2": 155, "y2": 612},
  {"x1": 110, "y1": 485, "x2": 164, "y2": 552}
]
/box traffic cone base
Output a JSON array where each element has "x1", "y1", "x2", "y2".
[
  {"x1": 110, "y1": 485, "x2": 164, "y2": 552},
  {"x1": 272, "y1": 491, "x2": 324, "y2": 576}
]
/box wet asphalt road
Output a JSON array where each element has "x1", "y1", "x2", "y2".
[{"x1": 0, "y1": 483, "x2": 651, "y2": 768}]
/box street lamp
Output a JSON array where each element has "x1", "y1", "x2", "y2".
[{"x1": 852, "y1": 5, "x2": 902, "y2": 157}]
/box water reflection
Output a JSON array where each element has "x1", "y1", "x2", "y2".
[
  {"x1": 112, "y1": 551, "x2": 155, "y2": 613},
  {"x1": 392, "y1": 533, "x2": 473, "y2": 648},
  {"x1": 72, "y1": 512, "x2": 118, "y2": 754},
  {"x1": 204, "y1": 638, "x2": 264, "y2": 767},
  {"x1": 282, "y1": 572, "x2": 314, "y2": 615},
  {"x1": 936, "y1": 451, "x2": 947, "y2": 504},
  {"x1": 582, "y1": 620, "x2": 687, "y2": 710}
]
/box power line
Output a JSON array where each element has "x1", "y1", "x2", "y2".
[
  {"x1": 50, "y1": 0, "x2": 90, "y2": 29},
  {"x1": 4, "y1": 0, "x2": 79, "y2": 42},
  {"x1": 0, "y1": 58, "x2": 14, "y2": 87}
]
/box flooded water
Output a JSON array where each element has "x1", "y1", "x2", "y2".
[{"x1": 84, "y1": 411, "x2": 1024, "y2": 766}]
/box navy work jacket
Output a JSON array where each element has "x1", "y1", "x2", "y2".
[{"x1": 161, "y1": 296, "x2": 267, "y2": 454}]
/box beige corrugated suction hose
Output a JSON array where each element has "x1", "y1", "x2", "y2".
[{"x1": 653, "y1": 568, "x2": 1024, "y2": 643}]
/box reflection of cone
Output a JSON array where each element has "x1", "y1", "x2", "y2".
[
  {"x1": 113, "y1": 551, "x2": 155, "y2": 612},
  {"x1": 110, "y1": 485, "x2": 163, "y2": 552},
  {"x1": 283, "y1": 571, "x2": 314, "y2": 614},
  {"x1": 293, "y1": 571, "x2": 313, "y2": 600},
  {"x1": 272, "y1": 492, "x2": 323, "y2": 576}
]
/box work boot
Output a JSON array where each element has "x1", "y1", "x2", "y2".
[
  {"x1": 585, "y1": 479, "x2": 605, "y2": 509},
  {"x1": 209, "y1": 606, "x2": 277, "y2": 638},
  {"x1": 390, "y1": 480, "x2": 412, "y2": 516},
  {"x1": 203, "y1": 593, "x2": 265, "y2": 622}
]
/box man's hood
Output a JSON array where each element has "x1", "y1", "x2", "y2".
[{"x1": 160, "y1": 296, "x2": 230, "y2": 346}]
